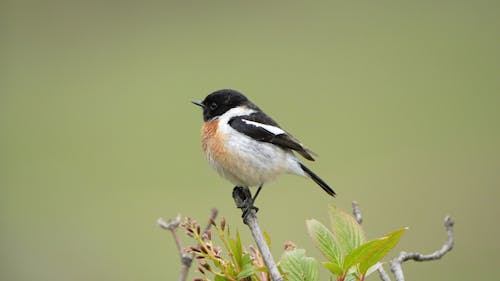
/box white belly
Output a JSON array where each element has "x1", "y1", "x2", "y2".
[{"x1": 206, "y1": 125, "x2": 304, "y2": 187}]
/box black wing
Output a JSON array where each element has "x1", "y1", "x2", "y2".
[{"x1": 228, "y1": 113, "x2": 316, "y2": 161}]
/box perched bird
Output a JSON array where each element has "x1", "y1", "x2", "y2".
[{"x1": 192, "y1": 89, "x2": 335, "y2": 212}]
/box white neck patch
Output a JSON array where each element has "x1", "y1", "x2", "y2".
[{"x1": 218, "y1": 106, "x2": 256, "y2": 121}]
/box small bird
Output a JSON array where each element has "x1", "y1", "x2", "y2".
[{"x1": 192, "y1": 89, "x2": 335, "y2": 213}]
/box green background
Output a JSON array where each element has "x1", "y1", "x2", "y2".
[{"x1": 1, "y1": 1, "x2": 499, "y2": 280}]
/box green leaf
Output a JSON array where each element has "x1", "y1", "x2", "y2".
[
  {"x1": 303, "y1": 256, "x2": 319, "y2": 281},
  {"x1": 322, "y1": 262, "x2": 343, "y2": 276},
  {"x1": 228, "y1": 229, "x2": 243, "y2": 268},
  {"x1": 280, "y1": 249, "x2": 319, "y2": 281},
  {"x1": 328, "y1": 205, "x2": 366, "y2": 255},
  {"x1": 343, "y1": 273, "x2": 357, "y2": 281},
  {"x1": 339, "y1": 263, "x2": 358, "y2": 281},
  {"x1": 241, "y1": 253, "x2": 252, "y2": 267},
  {"x1": 256, "y1": 266, "x2": 268, "y2": 273},
  {"x1": 214, "y1": 275, "x2": 229, "y2": 281},
  {"x1": 263, "y1": 231, "x2": 271, "y2": 247},
  {"x1": 344, "y1": 228, "x2": 406, "y2": 274},
  {"x1": 212, "y1": 258, "x2": 223, "y2": 270},
  {"x1": 236, "y1": 266, "x2": 255, "y2": 279},
  {"x1": 226, "y1": 262, "x2": 236, "y2": 277},
  {"x1": 306, "y1": 219, "x2": 342, "y2": 267},
  {"x1": 365, "y1": 262, "x2": 382, "y2": 277}
]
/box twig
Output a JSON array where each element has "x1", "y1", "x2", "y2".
[
  {"x1": 351, "y1": 201, "x2": 455, "y2": 281},
  {"x1": 352, "y1": 201, "x2": 391, "y2": 281},
  {"x1": 232, "y1": 186, "x2": 284, "y2": 281},
  {"x1": 158, "y1": 215, "x2": 191, "y2": 281},
  {"x1": 158, "y1": 214, "x2": 183, "y2": 252},
  {"x1": 158, "y1": 209, "x2": 218, "y2": 281},
  {"x1": 352, "y1": 201, "x2": 363, "y2": 224},
  {"x1": 376, "y1": 264, "x2": 392, "y2": 281},
  {"x1": 389, "y1": 215, "x2": 455, "y2": 281},
  {"x1": 200, "y1": 208, "x2": 219, "y2": 240}
]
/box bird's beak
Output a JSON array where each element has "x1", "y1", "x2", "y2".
[{"x1": 191, "y1": 100, "x2": 205, "y2": 108}]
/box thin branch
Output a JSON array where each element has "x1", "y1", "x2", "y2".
[
  {"x1": 158, "y1": 214, "x2": 183, "y2": 253},
  {"x1": 389, "y1": 215, "x2": 455, "y2": 281},
  {"x1": 376, "y1": 265, "x2": 392, "y2": 281},
  {"x1": 158, "y1": 209, "x2": 218, "y2": 281},
  {"x1": 352, "y1": 201, "x2": 363, "y2": 224},
  {"x1": 351, "y1": 201, "x2": 455, "y2": 281},
  {"x1": 201, "y1": 208, "x2": 219, "y2": 239},
  {"x1": 352, "y1": 201, "x2": 391, "y2": 281},
  {"x1": 158, "y1": 215, "x2": 190, "y2": 281},
  {"x1": 233, "y1": 186, "x2": 284, "y2": 281}
]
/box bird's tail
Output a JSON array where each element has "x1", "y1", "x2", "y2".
[{"x1": 299, "y1": 163, "x2": 336, "y2": 197}]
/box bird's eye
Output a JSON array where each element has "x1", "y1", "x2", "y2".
[{"x1": 209, "y1": 102, "x2": 218, "y2": 110}]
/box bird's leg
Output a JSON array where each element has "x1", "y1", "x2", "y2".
[
  {"x1": 232, "y1": 186, "x2": 262, "y2": 223},
  {"x1": 252, "y1": 185, "x2": 263, "y2": 203}
]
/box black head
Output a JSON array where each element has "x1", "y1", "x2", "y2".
[{"x1": 192, "y1": 89, "x2": 252, "y2": 121}]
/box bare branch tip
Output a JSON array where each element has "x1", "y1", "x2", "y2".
[
  {"x1": 157, "y1": 215, "x2": 182, "y2": 231},
  {"x1": 210, "y1": 208, "x2": 218, "y2": 217},
  {"x1": 351, "y1": 200, "x2": 363, "y2": 224},
  {"x1": 444, "y1": 215, "x2": 454, "y2": 228}
]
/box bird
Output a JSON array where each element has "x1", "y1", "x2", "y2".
[{"x1": 192, "y1": 89, "x2": 335, "y2": 215}]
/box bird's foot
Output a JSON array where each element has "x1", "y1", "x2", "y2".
[
  {"x1": 232, "y1": 186, "x2": 259, "y2": 224},
  {"x1": 241, "y1": 204, "x2": 259, "y2": 222}
]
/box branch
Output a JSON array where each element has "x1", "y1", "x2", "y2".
[
  {"x1": 377, "y1": 265, "x2": 392, "y2": 281},
  {"x1": 352, "y1": 201, "x2": 391, "y2": 281},
  {"x1": 351, "y1": 202, "x2": 455, "y2": 281},
  {"x1": 158, "y1": 208, "x2": 218, "y2": 281},
  {"x1": 232, "y1": 186, "x2": 284, "y2": 281},
  {"x1": 352, "y1": 201, "x2": 363, "y2": 224},
  {"x1": 390, "y1": 215, "x2": 455, "y2": 281}
]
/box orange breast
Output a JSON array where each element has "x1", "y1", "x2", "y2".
[{"x1": 201, "y1": 119, "x2": 225, "y2": 156}]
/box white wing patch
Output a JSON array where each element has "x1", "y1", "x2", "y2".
[{"x1": 242, "y1": 119, "x2": 286, "y2": 136}]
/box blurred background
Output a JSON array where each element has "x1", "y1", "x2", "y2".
[{"x1": 1, "y1": 0, "x2": 499, "y2": 280}]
